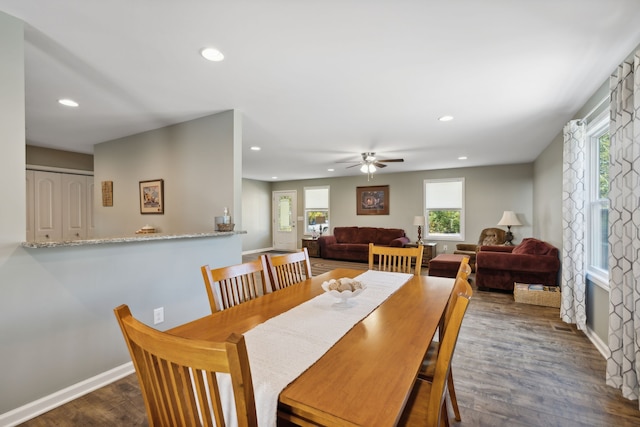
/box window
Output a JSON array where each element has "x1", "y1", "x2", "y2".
[
  {"x1": 586, "y1": 113, "x2": 609, "y2": 286},
  {"x1": 304, "y1": 186, "x2": 330, "y2": 235},
  {"x1": 424, "y1": 178, "x2": 465, "y2": 241}
]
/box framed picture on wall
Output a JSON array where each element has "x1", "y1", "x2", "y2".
[
  {"x1": 139, "y1": 179, "x2": 164, "y2": 214},
  {"x1": 357, "y1": 185, "x2": 389, "y2": 215}
]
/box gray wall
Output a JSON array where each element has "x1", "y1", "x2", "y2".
[
  {"x1": 532, "y1": 131, "x2": 563, "y2": 250},
  {"x1": 0, "y1": 11, "x2": 244, "y2": 417},
  {"x1": 242, "y1": 179, "x2": 273, "y2": 251},
  {"x1": 270, "y1": 163, "x2": 534, "y2": 253},
  {"x1": 26, "y1": 145, "x2": 94, "y2": 171},
  {"x1": 4, "y1": 237, "x2": 240, "y2": 415},
  {"x1": 94, "y1": 111, "x2": 240, "y2": 237}
]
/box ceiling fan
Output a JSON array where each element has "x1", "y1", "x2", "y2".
[{"x1": 338, "y1": 152, "x2": 404, "y2": 180}]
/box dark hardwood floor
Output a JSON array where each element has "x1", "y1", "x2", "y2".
[{"x1": 19, "y1": 254, "x2": 640, "y2": 426}]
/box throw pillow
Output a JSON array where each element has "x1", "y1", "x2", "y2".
[{"x1": 512, "y1": 238, "x2": 550, "y2": 255}]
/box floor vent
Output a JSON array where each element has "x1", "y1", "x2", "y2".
[{"x1": 551, "y1": 323, "x2": 575, "y2": 333}]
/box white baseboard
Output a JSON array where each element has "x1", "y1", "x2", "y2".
[
  {"x1": 584, "y1": 325, "x2": 610, "y2": 359},
  {"x1": 0, "y1": 362, "x2": 134, "y2": 427},
  {"x1": 242, "y1": 247, "x2": 274, "y2": 255}
]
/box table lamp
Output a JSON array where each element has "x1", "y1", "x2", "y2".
[
  {"x1": 497, "y1": 211, "x2": 522, "y2": 245},
  {"x1": 315, "y1": 215, "x2": 326, "y2": 236},
  {"x1": 413, "y1": 215, "x2": 425, "y2": 244}
]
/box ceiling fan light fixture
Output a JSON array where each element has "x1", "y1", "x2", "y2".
[{"x1": 339, "y1": 152, "x2": 403, "y2": 179}]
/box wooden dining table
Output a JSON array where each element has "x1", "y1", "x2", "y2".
[{"x1": 168, "y1": 268, "x2": 454, "y2": 426}]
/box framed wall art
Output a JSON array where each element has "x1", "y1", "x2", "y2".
[
  {"x1": 139, "y1": 179, "x2": 164, "y2": 214},
  {"x1": 101, "y1": 180, "x2": 113, "y2": 207},
  {"x1": 356, "y1": 185, "x2": 389, "y2": 215}
]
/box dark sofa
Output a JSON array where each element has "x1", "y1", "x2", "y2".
[
  {"x1": 318, "y1": 226, "x2": 409, "y2": 262},
  {"x1": 475, "y1": 238, "x2": 560, "y2": 291}
]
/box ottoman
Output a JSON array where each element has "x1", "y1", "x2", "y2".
[{"x1": 428, "y1": 254, "x2": 469, "y2": 278}]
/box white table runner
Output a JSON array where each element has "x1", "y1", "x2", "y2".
[{"x1": 219, "y1": 270, "x2": 413, "y2": 427}]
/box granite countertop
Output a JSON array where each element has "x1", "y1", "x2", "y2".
[{"x1": 22, "y1": 230, "x2": 246, "y2": 248}]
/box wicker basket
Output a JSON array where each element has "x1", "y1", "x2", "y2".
[
  {"x1": 216, "y1": 223, "x2": 235, "y2": 232},
  {"x1": 513, "y1": 283, "x2": 561, "y2": 308}
]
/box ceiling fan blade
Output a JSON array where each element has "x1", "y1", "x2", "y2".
[
  {"x1": 377, "y1": 158, "x2": 404, "y2": 163},
  {"x1": 373, "y1": 162, "x2": 388, "y2": 168},
  {"x1": 335, "y1": 160, "x2": 361, "y2": 164},
  {"x1": 346, "y1": 163, "x2": 362, "y2": 169}
]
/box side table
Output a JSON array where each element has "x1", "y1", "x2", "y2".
[
  {"x1": 405, "y1": 242, "x2": 437, "y2": 266},
  {"x1": 301, "y1": 238, "x2": 320, "y2": 257}
]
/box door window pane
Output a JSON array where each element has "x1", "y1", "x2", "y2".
[{"x1": 277, "y1": 195, "x2": 292, "y2": 232}]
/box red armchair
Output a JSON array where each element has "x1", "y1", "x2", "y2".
[{"x1": 475, "y1": 238, "x2": 560, "y2": 291}]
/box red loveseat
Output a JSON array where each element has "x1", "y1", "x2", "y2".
[
  {"x1": 318, "y1": 226, "x2": 409, "y2": 262},
  {"x1": 475, "y1": 238, "x2": 560, "y2": 291}
]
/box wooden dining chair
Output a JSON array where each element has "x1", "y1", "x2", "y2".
[
  {"x1": 398, "y1": 293, "x2": 471, "y2": 427},
  {"x1": 201, "y1": 256, "x2": 271, "y2": 313},
  {"x1": 114, "y1": 304, "x2": 257, "y2": 427},
  {"x1": 266, "y1": 248, "x2": 313, "y2": 290},
  {"x1": 420, "y1": 276, "x2": 473, "y2": 423},
  {"x1": 368, "y1": 243, "x2": 424, "y2": 275}
]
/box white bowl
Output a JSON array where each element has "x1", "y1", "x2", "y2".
[{"x1": 321, "y1": 278, "x2": 366, "y2": 306}]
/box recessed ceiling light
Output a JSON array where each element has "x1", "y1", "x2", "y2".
[
  {"x1": 327, "y1": 168, "x2": 335, "y2": 172},
  {"x1": 200, "y1": 47, "x2": 224, "y2": 62},
  {"x1": 271, "y1": 176, "x2": 278, "y2": 180},
  {"x1": 58, "y1": 99, "x2": 79, "y2": 107},
  {"x1": 250, "y1": 146, "x2": 261, "y2": 151},
  {"x1": 438, "y1": 115, "x2": 454, "y2": 122},
  {"x1": 458, "y1": 156, "x2": 467, "y2": 160}
]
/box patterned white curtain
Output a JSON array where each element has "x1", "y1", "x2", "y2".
[
  {"x1": 606, "y1": 51, "x2": 640, "y2": 406},
  {"x1": 561, "y1": 121, "x2": 587, "y2": 330}
]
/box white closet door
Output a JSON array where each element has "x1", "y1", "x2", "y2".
[
  {"x1": 86, "y1": 176, "x2": 95, "y2": 239},
  {"x1": 34, "y1": 171, "x2": 62, "y2": 241},
  {"x1": 26, "y1": 170, "x2": 34, "y2": 242},
  {"x1": 62, "y1": 174, "x2": 87, "y2": 240}
]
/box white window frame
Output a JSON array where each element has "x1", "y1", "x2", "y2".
[
  {"x1": 423, "y1": 178, "x2": 465, "y2": 241},
  {"x1": 585, "y1": 111, "x2": 609, "y2": 290},
  {"x1": 303, "y1": 185, "x2": 330, "y2": 236}
]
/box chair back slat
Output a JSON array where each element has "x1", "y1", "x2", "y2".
[
  {"x1": 368, "y1": 243, "x2": 424, "y2": 275},
  {"x1": 201, "y1": 256, "x2": 271, "y2": 313},
  {"x1": 114, "y1": 304, "x2": 258, "y2": 427},
  {"x1": 266, "y1": 248, "x2": 312, "y2": 290}
]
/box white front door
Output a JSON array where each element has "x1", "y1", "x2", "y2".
[{"x1": 272, "y1": 190, "x2": 297, "y2": 251}]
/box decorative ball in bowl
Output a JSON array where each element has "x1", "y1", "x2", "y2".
[
  {"x1": 216, "y1": 223, "x2": 235, "y2": 232},
  {"x1": 321, "y1": 278, "x2": 366, "y2": 307}
]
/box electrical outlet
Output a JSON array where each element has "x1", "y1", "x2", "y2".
[
  {"x1": 443, "y1": 244, "x2": 448, "y2": 252},
  {"x1": 153, "y1": 307, "x2": 164, "y2": 325}
]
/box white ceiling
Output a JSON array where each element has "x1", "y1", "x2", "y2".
[{"x1": 3, "y1": 1, "x2": 640, "y2": 181}]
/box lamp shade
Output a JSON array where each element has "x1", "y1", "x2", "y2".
[
  {"x1": 413, "y1": 215, "x2": 425, "y2": 226},
  {"x1": 497, "y1": 211, "x2": 522, "y2": 226}
]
